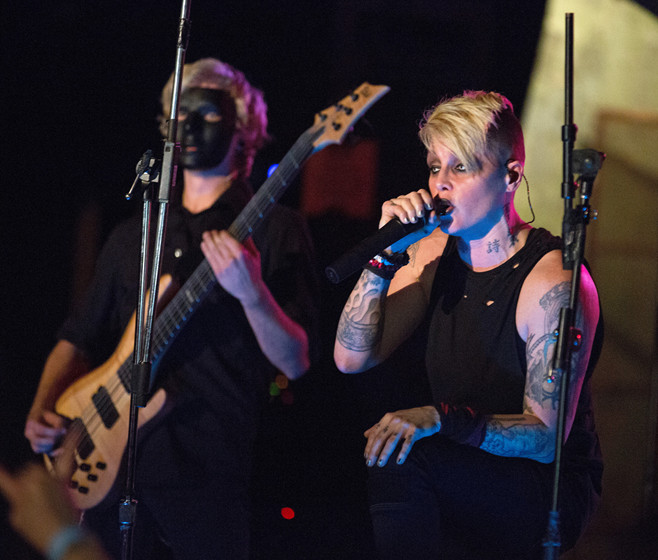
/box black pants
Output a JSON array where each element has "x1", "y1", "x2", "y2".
[{"x1": 366, "y1": 437, "x2": 599, "y2": 560}]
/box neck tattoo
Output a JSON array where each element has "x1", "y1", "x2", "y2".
[{"x1": 487, "y1": 239, "x2": 502, "y2": 254}]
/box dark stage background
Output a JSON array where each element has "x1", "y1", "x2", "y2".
[{"x1": 1, "y1": 1, "x2": 547, "y2": 558}]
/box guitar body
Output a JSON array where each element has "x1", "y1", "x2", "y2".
[
  {"x1": 43, "y1": 82, "x2": 390, "y2": 511},
  {"x1": 50, "y1": 370, "x2": 167, "y2": 511},
  {"x1": 45, "y1": 276, "x2": 175, "y2": 510}
]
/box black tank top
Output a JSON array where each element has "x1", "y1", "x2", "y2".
[{"x1": 425, "y1": 228, "x2": 603, "y2": 478}]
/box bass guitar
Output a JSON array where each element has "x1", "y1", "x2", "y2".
[{"x1": 45, "y1": 82, "x2": 389, "y2": 510}]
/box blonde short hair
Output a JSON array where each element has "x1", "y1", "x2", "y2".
[
  {"x1": 418, "y1": 91, "x2": 525, "y2": 172},
  {"x1": 160, "y1": 58, "x2": 269, "y2": 178}
]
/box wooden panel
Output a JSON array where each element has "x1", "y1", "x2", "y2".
[{"x1": 586, "y1": 108, "x2": 658, "y2": 529}]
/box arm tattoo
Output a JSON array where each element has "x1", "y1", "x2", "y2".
[
  {"x1": 539, "y1": 282, "x2": 571, "y2": 329},
  {"x1": 407, "y1": 242, "x2": 419, "y2": 266},
  {"x1": 481, "y1": 418, "x2": 552, "y2": 460},
  {"x1": 526, "y1": 282, "x2": 571, "y2": 409},
  {"x1": 336, "y1": 271, "x2": 388, "y2": 352},
  {"x1": 526, "y1": 332, "x2": 559, "y2": 409}
]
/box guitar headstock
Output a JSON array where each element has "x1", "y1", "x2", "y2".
[{"x1": 311, "y1": 82, "x2": 390, "y2": 151}]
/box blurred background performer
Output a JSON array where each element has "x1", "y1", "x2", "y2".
[{"x1": 24, "y1": 58, "x2": 318, "y2": 560}]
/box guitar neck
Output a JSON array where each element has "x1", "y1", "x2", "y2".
[{"x1": 228, "y1": 127, "x2": 321, "y2": 242}]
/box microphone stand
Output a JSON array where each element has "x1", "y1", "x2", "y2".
[
  {"x1": 119, "y1": 2, "x2": 191, "y2": 559},
  {"x1": 542, "y1": 13, "x2": 604, "y2": 558}
]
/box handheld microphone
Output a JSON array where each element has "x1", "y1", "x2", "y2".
[{"x1": 325, "y1": 199, "x2": 450, "y2": 284}]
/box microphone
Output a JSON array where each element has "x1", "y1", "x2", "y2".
[
  {"x1": 325, "y1": 198, "x2": 450, "y2": 284},
  {"x1": 325, "y1": 219, "x2": 425, "y2": 284},
  {"x1": 326, "y1": 219, "x2": 425, "y2": 283}
]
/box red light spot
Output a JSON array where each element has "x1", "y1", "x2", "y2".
[
  {"x1": 281, "y1": 391, "x2": 294, "y2": 406},
  {"x1": 280, "y1": 507, "x2": 295, "y2": 520}
]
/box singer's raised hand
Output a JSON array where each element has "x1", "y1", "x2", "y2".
[
  {"x1": 380, "y1": 189, "x2": 436, "y2": 228},
  {"x1": 381, "y1": 189, "x2": 439, "y2": 254}
]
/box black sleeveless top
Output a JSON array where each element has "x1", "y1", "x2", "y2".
[{"x1": 425, "y1": 228, "x2": 603, "y2": 480}]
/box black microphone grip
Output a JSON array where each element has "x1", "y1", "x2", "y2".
[{"x1": 325, "y1": 218, "x2": 425, "y2": 284}]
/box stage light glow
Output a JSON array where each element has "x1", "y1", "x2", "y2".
[
  {"x1": 267, "y1": 163, "x2": 279, "y2": 177},
  {"x1": 269, "y1": 382, "x2": 281, "y2": 397},
  {"x1": 280, "y1": 506, "x2": 295, "y2": 520},
  {"x1": 275, "y1": 374, "x2": 289, "y2": 390}
]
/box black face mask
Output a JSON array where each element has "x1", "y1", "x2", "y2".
[{"x1": 177, "y1": 87, "x2": 237, "y2": 171}]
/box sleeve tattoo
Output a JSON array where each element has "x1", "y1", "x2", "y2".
[
  {"x1": 336, "y1": 272, "x2": 388, "y2": 352},
  {"x1": 481, "y1": 419, "x2": 552, "y2": 460},
  {"x1": 526, "y1": 281, "x2": 572, "y2": 409}
]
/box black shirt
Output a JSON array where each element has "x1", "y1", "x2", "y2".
[{"x1": 425, "y1": 228, "x2": 603, "y2": 483}]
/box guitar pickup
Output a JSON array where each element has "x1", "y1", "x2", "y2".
[
  {"x1": 92, "y1": 386, "x2": 120, "y2": 429},
  {"x1": 70, "y1": 418, "x2": 95, "y2": 460}
]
